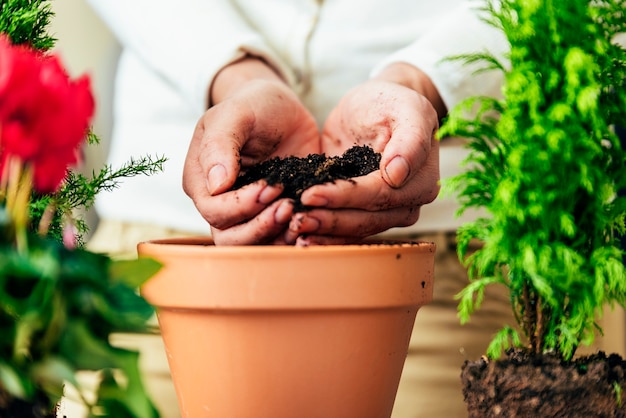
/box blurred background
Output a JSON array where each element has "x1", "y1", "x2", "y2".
[{"x1": 50, "y1": 0, "x2": 119, "y2": 238}]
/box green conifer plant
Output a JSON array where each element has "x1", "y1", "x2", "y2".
[
  {"x1": 0, "y1": 0, "x2": 54, "y2": 50},
  {"x1": 438, "y1": 0, "x2": 626, "y2": 361}
]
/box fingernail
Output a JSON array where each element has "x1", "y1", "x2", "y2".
[
  {"x1": 289, "y1": 213, "x2": 305, "y2": 232},
  {"x1": 290, "y1": 214, "x2": 320, "y2": 233},
  {"x1": 274, "y1": 200, "x2": 293, "y2": 224},
  {"x1": 301, "y1": 194, "x2": 329, "y2": 207},
  {"x1": 304, "y1": 216, "x2": 321, "y2": 233},
  {"x1": 258, "y1": 184, "x2": 283, "y2": 204},
  {"x1": 207, "y1": 164, "x2": 227, "y2": 195},
  {"x1": 384, "y1": 155, "x2": 410, "y2": 187}
]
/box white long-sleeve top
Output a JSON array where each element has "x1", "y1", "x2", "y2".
[{"x1": 86, "y1": 0, "x2": 507, "y2": 235}]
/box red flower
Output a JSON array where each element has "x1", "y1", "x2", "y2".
[{"x1": 0, "y1": 35, "x2": 94, "y2": 192}]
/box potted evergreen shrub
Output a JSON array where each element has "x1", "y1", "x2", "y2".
[
  {"x1": 437, "y1": 0, "x2": 626, "y2": 416},
  {"x1": 0, "y1": 1, "x2": 165, "y2": 416}
]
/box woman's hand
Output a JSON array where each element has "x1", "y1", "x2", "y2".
[
  {"x1": 183, "y1": 57, "x2": 320, "y2": 245},
  {"x1": 284, "y1": 63, "x2": 443, "y2": 245}
]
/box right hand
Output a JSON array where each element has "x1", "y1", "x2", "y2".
[
  {"x1": 183, "y1": 61, "x2": 319, "y2": 245},
  {"x1": 284, "y1": 63, "x2": 444, "y2": 246}
]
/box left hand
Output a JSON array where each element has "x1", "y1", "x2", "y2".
[
  {"x1": 284, "y1": 63, "x2": 444, "y2": 245},
  {"x1": 182, "y1": 57, "x2": 320, "y2": 245}
]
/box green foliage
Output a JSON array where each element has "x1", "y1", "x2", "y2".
[
  {"x1": 0, "y1": 2, "x2": 165, "y2": 416},
  {"x1": 438, "y1": 0, "x2": 626, "y2": 361},
  {"x1": 485, "y1": 326, "x2": 522, "y2": 359},
  {"x1": 0, "y1": 224, "x2": 161, "y2": 417},
  {"x1": 29, "y1": 152, "x2": 167, "y2": 247},
  {"x1": 0, "y1": 0, "x2": 54, "y2": 50}
]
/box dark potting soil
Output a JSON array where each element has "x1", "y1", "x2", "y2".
[
  {"x1": 232, "y1": 145, "x2": 381, "y2": 211},
  {"x1": 461, "y1": 348, "x2": 626, "y2": 417}
]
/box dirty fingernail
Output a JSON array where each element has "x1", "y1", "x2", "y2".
[
  {"x1": 274, "y1": 200, "x2": 293, "y2": 224},
  {"x1": 259, "y1": 184, "x2": 282, "y2": 204},
  {"x1": 384, "y1": 155, "x2": 410, "y2": 188},
  {"x1": 302, "y1": 194, "x2": 329, "y2": 207},
  {"x1": 207, "y1": 164, "x2": 227, "y2": 195},
  {"x1": 295, "y1": 215, "x2": 320, "y2": 233},
  {"x1": 289, "y1": 213, "x2": 305, "y2": 232}
]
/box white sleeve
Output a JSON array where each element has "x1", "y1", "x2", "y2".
[
  {"x1": 86, "y1": 0, "x2": 293, "y2": 112},
  {"x1": 371, "y1": 2, "x2": 509, "y2": 110}
]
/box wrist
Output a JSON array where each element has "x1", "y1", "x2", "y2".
[
  {"x1": 374, "y1": 62, "x2": 447, "y2": 119},
  {"x1": 209, "y1": 55, "x2": 284, "y2": 107}
]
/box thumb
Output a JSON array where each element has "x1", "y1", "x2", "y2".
[
  {"x1": 206, "y1": 163, "x2": 230, "y2": 196},
  {"x1": 381, "y1": 154, "x2": 412, "y2": 188},
  {"x1": 380, "y1": 124, "x2": 436, "y2": 188},
  {"x1": 184, "y1": 112, "x2": 248, "y2": 198}
]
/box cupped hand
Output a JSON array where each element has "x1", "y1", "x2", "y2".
[
  {"x1": 284, "y1": 72, "x2": 442, "y2": 245},
  {"x1": 183, "y1": 77, "x2": 320, "y2": 245}
]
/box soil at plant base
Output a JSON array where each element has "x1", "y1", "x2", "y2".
[
  {"x1": 232, "y1": 145, "x2": 381, "y2": 211},
  {"x1": 461, "y1": 348, "x2": 626, "y2": 417}
]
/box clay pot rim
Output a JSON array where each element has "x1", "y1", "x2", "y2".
[
  {"x1": 138, "y1": 236, "x2": 436, "y2": 255},
  {"x1": 138, "y1": 236, "x2": 436, "y2": 310}
]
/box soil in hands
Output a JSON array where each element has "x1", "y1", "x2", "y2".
[
  {"x1": 232, "y1": 145, "x2": 381, "y2": 211},
  {"x1": 461, "y1": 348, "x2": 626, "y2": 418}
]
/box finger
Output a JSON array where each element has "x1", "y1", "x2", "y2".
[
  {"x1": 284, "y1": 206, "x2": 421, "y2": 244},
  {"x1": 194, "y1": 181, "x2": 284, "y2": 229},
  {"x1": 182, "y1": 116, "x2": 246, "y2": 201},
  {"x1": 380, "y1": 114, "x2": 439, "y2": 188},
  {"x1": 300, "y1": 164, "x2": 438, "y2": 212},
  {"x1": 301, "y1": 127, "x2": 440, "y2": 211},
  {"x1": 211, "y1": 198, "x2": 294, "y2": 245},
  {"x1": 295, "y1": 235, "x2": 365, "y2": 246},
  {"x1": 191, "y1": 106, "x2": 257, "y2": 196}
]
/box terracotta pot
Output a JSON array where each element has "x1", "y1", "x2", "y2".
[{"x1": 137, "y1": 238, "x2": 436, "y2": 418}]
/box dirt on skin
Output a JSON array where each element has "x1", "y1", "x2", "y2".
[
  {"x1": 461, "y1": 348, "x2": 626, "y2": 418},
  {"x1": 232, "y1": 145, "x2": 381, "y2": 211}
]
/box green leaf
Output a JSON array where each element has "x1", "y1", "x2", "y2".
[
  {"x1": 59, "y1": 320, "x2": 120, "y2": 371},
  {"x1": 486, "y1": 326, "x2": 522, "y2": 359},
  {"x1": 31, "y1": 356, "x2": 79, "y2": 402},
  {"x1": 0, "y1": 361, "x2": 29, "y2": 399},
  {"x1": 57, "y1": 322, "x2": 159, "y2": 417},
  {"x1": 13, "y1": 311, "x2": 43, "y2": 364},
  {"x1": 455, "y1": 276, "x2": 503, "y2": 323},
  {"x1": 109, "y1": 258, "x2": 162, "y2": 289},
  {"x1": 96, "y1": 360, "x2": 159, "y2": 418},
  {"x1": 92, "y1": 284, "x2": 155, "y2": 331}
]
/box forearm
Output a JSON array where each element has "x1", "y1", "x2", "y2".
[
  {"x1": 210, "y1": 56, "x2": 286, "y2": 106},
  {"x1": 373, "y1": 62, "x2": 447, "y2": 120}
]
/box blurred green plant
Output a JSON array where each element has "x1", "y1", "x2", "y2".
[{"x1": 0, "y1": 1, "x2": 164, "y2": 417}]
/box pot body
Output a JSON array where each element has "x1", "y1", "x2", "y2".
[{"x1": 138, "y1": 238, "x2": 436, "y2": 418}]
